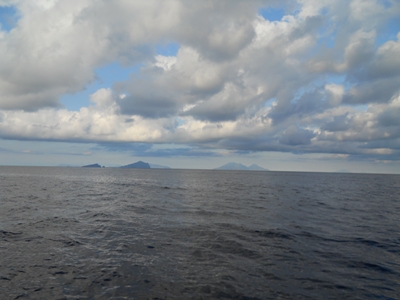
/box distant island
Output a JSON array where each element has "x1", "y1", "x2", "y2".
[
  {"x1": 81, "y1": 161, "x2": 267, "y2": 171},
  {"x1": 121, "y1": 161, "x2": 150, "y2": 169},
  {"x1": 81, "y1": 161, "x2": 171, "y2": 169},
  {"x1": 214, "y1": 162, "x2": 268, "y2": 171},
  {"x1": 82, "y1": 163, "x2": 102, "y2": 168}
]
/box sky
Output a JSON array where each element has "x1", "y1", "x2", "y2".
[{"x1": 0, "y1": 0, "x2": 400, "y2": 173}]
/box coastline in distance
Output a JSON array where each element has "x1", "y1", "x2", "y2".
[
  {"x1": 82, "y1": 163, "x2": 103, "y2": 168},
  {"x1": 81, "y1": 161, "x2": 267, "y2": 170},
  {"x1": 82, "y1": 161, "x2": 171, "y2": 169},
  {"x1": 214, "y1": 162, "x2": 268, "y2": 171}
]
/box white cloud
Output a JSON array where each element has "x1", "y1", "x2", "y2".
[
  {"x1": 0, "y1": 0, "x2": 399, "y2": 166},
  {"x1": 154, "y1": 55, "x2": 177, "y2": 71}
]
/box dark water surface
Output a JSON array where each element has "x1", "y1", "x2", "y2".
[{"x1": 0, "y1": 166, "x2": 399, "y2": 299}]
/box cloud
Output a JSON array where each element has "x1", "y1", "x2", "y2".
[
  {"x1": 0, "y1": 0, "x2": 399, "y2": 164},
  {"x1": 322, "y1": 113, "x2": 351, "y2": 132},
  {"x1": 377, "y1": 107, "x2": 400, "y2": 127},
  {"x1": 96, "y1": 142, "x2": 153, "y2": 153},
  {"x1": 279, "y1": 125, "x2": 316, "y2": 146}
]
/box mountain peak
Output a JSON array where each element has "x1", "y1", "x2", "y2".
[
  {"x1": 121, "y1": 161, "x2": 151, "y2": 169},
  {"x1": 214, "y1": 162, "x2": 268, "y2": 171},
  {"x1": 248, "y1": 164, "x2": 268, "y2": 171}
]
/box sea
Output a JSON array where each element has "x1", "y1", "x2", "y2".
[{"x1": 0, "y1": 166, "x2": 399, "y2": 300}]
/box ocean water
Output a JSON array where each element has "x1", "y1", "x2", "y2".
[{"x1": 0, "y1": 166, "x2": 399, "y2": 300}]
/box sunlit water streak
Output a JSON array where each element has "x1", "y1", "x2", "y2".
[{"x1": 0, "y1": 166, "x2": 399, "y2": 299}]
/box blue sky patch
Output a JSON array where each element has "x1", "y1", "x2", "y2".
[
  {"x1": 258, "y1": 7, "x2": 285, "y2": 22},
  {"x1": 376, "y1": 16, "x2": 400, "y2": 46},
  {"x1": 263, "y1": 97, "x2": 276, "y2": 108},
  {"x1": 378, "y1": 0, "x2": 393, "y2": 9},
  {"x1": 156, "y1": 42, "x2": 180, "y2": 56},
  {"x1": 61, "y1": 62, "x2": 142, "y2": 110},
  {"x1": 317, "y1": 19, "x2": 336, "y2": 49},
  {"x1": 174, "y1": 117, "x2": 186, "y2": 127},
  {"x1": 0, "y1": 5, "x2": 19, "y2": 32},
  {"x1": 328, "y1": 75, "x2": 346, "y2": 85}
]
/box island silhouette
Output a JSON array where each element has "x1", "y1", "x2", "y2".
[{"x1": 81, "y1": 161, "x2": 267, "y2": 170}]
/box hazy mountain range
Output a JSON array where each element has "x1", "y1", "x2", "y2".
[
  {"x1": 214, "y1": 162, "x2": 268, "y2": 171},
  {"x1": 82, "y1": 161, "x2": 170, "y2": 169},
  {"x1": 82, "y1": 161, "x2": 267, "y2": 170}
]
